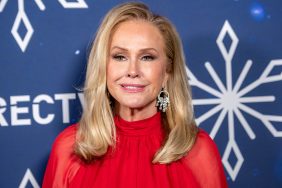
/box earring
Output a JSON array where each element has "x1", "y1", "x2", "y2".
[{"x1": 156, "y1": 88, "x2": 170, "y2": 112}]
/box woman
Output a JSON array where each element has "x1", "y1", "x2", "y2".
[{"x1": 43, "y1": 2, "x2": 228, "y2": 188}]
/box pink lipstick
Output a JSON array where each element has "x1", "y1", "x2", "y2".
[{"x1": 120, "y1": 84, "x2": 145, "y2": 93}]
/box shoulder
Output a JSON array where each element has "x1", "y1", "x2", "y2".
[
  {"x1": 186, "y1": 128, "x2": 222, "y2": 167},
  {"x1": 54, "y1": 124, "x2": 77, "y2": 145},
  {"x1": 51, "y1": 124, "x2": 77, "y2": 156},
  {"x1": 189, "y1": 129, "x2": 219, "y2": 158}
]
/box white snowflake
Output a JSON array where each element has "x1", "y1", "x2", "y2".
[
  {"x1": 187, "y1": 20, "x2": 282, "y2": 181},
  {"x1": 0, "y1": 0, "x2": 88, "y2": 52}
]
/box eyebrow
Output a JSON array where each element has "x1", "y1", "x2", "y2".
[{"x1": 110, "y1": 46, "x2": 158, "y2": 53}]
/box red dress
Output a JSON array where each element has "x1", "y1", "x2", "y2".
[{"x1": 43, "y1": 112, "x2": 228, "y2": 188}]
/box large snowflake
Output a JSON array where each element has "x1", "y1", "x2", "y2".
[{"x1": 187, "y1": 20, "x2": 282, "y2": 181}]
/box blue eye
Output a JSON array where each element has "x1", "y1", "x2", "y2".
[
  {"x1": 113, "y1": 55, "x2": 127, "y2": 61},
  {"x1": 141, "y1": 55, "x2": 155, "y2": 61}
]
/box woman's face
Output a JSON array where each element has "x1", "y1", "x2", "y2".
[{"x1": 106, "y1": 20, "x2": 169, "y2": 119}]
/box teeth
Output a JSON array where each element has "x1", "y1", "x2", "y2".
[{"x1": 124, "y1": 86, "x2": 140, "y2": 89}]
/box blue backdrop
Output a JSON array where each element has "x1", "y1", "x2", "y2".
[{"x1": 0, "y1": 0, "x2": 281, "y2": 187}]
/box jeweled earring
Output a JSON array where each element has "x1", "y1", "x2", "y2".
[{"x1": 156, "y1": 88, "x2": 170, "y2": 112}]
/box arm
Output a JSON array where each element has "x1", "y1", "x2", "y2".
[
  {"x1": 42, "y1": 124, "x2": 81, "y2": 188},
  {"x1": 185, "y1": 129, "x2": 228, "y2": 188}
]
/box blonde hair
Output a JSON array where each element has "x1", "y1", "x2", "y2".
[{"x1": 75, "y1": 2, "x2": 198, "y2": 164}]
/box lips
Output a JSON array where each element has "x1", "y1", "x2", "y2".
[{"x1": 120, "y1": 84, "x2": 145, "y2": 93}]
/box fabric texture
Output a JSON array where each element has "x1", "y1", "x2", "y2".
[{"x1": 42, "y1": 112, "x2": 228, "y2": 188}]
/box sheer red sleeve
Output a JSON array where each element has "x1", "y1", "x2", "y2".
[
  {"x1": 184, "y1": 129, "x2": 228, "y2": 188},
  {"x1": 42, "y1": 124, "x2": 82, "y2": 188}
]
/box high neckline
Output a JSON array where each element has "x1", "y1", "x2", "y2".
[{"x1": 114, "y1": 112, "x2": 163, "y2": 136}]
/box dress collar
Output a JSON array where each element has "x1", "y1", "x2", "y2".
[{"x1": 114, "y1": 112, "x2": 163, "y2": 136}]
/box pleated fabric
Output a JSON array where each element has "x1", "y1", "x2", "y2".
[{"x1": 42, "y1": 112, "x2": 227, "y2": 188}]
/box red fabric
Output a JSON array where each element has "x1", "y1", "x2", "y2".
[{"x1": 42, "y1": 112, "x2": 228, "y2": 188}]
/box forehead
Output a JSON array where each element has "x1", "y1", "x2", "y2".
[{"x1": 110, "y1": 20, "x2": 165, "y2": 49}]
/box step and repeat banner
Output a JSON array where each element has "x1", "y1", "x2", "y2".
[{"x1": 0, "y1": 0, "x2": 281, "y2": 187}]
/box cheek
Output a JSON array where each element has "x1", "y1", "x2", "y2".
[
  {"x1": 146, "y1": 63, "x2": 167, "y2": 87},
  {"x1": 106, "y1": 63, "x2": 116, "y2": 91},
  {"x1": 107, "y1": 62, "x2": 119, "y2": 82},
  {"x1": 106, "y1": 62, "x2": 125, "y2": 97}
]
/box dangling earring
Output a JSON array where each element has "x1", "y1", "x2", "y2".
[{"x1": 156, "y1": 88, "x2": 170, "y2": 112}]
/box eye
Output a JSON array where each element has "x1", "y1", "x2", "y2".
[
  {"x1": 141, "y1": 55, "x2": 155, "y2": 61},
  {"x1": 112, "y1": 54, "x2": 127, "y2": 61}
]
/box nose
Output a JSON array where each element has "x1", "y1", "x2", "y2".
[{"x1": 127, "y1": 59, "x2": 139, "y2": 78}]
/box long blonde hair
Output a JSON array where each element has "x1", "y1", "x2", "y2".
[{"x1": 75, "y1": 2, "x2": 198, "y2": 164}]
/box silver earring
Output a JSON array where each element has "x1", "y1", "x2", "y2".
[{"x1": 156, "y1": 88, "x2": 170, "y2": 112}]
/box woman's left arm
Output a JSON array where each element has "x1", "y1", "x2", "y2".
[{"x1": 184, "y1": 129, "x2": 228, "y2": 188}]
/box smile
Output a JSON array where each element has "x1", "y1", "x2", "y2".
[{"x1": 120, "y1": 84, "x2": 145, "y2": 93}]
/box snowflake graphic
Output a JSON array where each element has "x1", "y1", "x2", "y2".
[
  {"x1": 0, "y1": 0, "x2": 88, "y2": 52},
  {"x1": 187, "y1": 20, "x2": 282, "y2": 181}
]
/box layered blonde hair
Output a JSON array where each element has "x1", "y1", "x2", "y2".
[{"x1": 75, "y1": 2, "x2": 198, "y2": 164}]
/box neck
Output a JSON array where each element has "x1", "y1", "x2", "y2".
[{"x1": 115, "y1": 103, "x2": 158, "y2": 122}]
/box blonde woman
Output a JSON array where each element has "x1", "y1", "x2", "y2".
[{"x1": 43, "y1": 2, "x2": 227, "y2": 188}]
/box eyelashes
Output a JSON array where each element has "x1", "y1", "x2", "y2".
[
  {"x1": 141, "y1": 55, "x2": 155, "y2": 61},
  {"x1": 111, "y1": 54, "x2": 156, "y2": 62},
  {"x1": 112, "y1": 54, "x2": 127, "y2": 61}
]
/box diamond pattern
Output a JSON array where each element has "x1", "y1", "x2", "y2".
[
  {"x1": 222, "y1": 141, "x2": 244, "y2": 181},
  {"x1": 11, "y1": 12, "x2": 34, "y2": 52}
]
